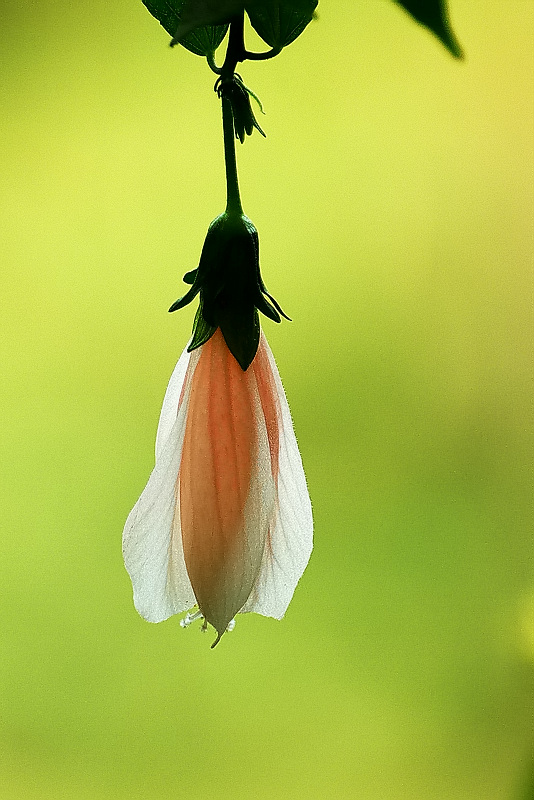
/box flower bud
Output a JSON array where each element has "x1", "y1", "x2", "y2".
[{"x1": 215, "y1": 74, "x2": 265, "y2": 143}]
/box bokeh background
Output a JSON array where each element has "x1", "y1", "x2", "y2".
[{"x1": 1, "y1": 1, "x2": 533, "y2": 798}]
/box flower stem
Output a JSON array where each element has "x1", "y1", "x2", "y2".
[
  {"x1": 222, "y1": 94, "x2": 242, "y2": 214},
  {"x1": 221, "y1": 14, "x2": 245, "y2": 215}
]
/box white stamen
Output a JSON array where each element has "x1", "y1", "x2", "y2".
[
  {"x1": 180, "y1": 609, "x2": 203, "y2": 628},
  {"x1": 226, "y1": 619, "x2": 236, "y2": 632}
]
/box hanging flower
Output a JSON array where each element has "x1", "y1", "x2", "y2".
[{"x1": 122, "y1": 212, "x2": 313, "y2": 646}]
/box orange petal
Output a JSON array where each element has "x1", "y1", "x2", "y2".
[{"x1": 179, "y1": 329, "x2": 272, "y2": 638}]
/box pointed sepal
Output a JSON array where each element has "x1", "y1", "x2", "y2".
[
  {"x1": 182, "y1": 269, "x2": 197, "y2": 285},
  {"x1": 168, "y1": 282, "x2": 200, "y2": 313},
  {"x1": 189, "y1": 302, "x2": 217, "y2": 351}
]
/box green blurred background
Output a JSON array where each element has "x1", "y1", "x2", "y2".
[{"x1": 1, "y1": 1, "x2": 533, "y2": 798}]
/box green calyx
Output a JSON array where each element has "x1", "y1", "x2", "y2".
[{"x1": 169, "y1": 212, "x2": 289, "y2": 370}]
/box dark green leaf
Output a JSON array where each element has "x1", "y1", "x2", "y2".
[
  {"x1": 142, "y1": 0, "x2": 183, "y2": 40},
  {"x1": 177, "y1": 24, "x2": 229, "y2": 56},
  {"x1": 142, "y1": 0, "x2": 230, "y2": 55},
  {"x1": 393, "y1": 0, "x2": 463, "y2": 58},
  {"x1": 170, "y1": 0, "x2": 241, "y2": 49},
  {"x1": 245, "y1": 0, "x2": 317, "y2": 50}
]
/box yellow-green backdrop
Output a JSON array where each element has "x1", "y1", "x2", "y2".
[{"x1": 1, "y1": 2, "x2": 533, "y2": 798}]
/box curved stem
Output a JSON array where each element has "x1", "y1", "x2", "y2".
[
  {"x1": 243, "y1": 47, "x2": 281, "y2": 61},
  {"x1": 206, "y1": 51, "x2": 222, "y2": 75}
]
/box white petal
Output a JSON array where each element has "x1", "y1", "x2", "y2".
[
  {"x1": 242, "y1": 340, "x2": 313, "y2": 619},
  {"x1": 122, "y1": 347, "x2": 201, "y2": 622},
  {"x1": 155, "y1": 343, "x2": 192, "y2": 460},
  {"x1": 235, "y1": 374, "x2": 277, "y2": 611}
]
